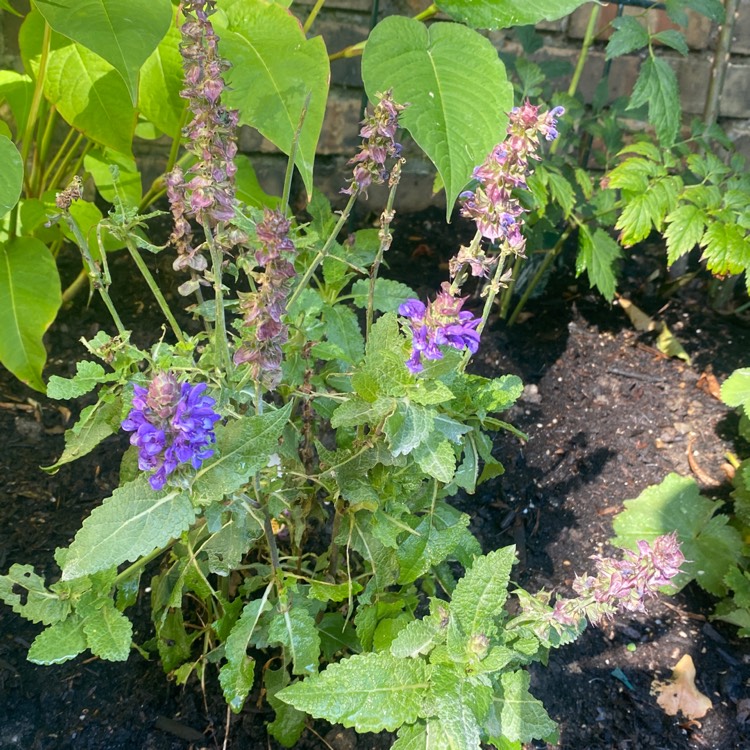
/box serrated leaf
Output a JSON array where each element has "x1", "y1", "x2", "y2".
[
  {"x1": 277, "y1": 651, "x2": 430, "y2": 733},
  {"x1": 308, "y1": 579, "x2": 363, "y2": 603},
  {"x1": 385, "y1": 401, "x2": 434, "y2": 457},
  {"x1": 628, "y1": 56, "x2": 680, "y2": 146},
  {"x1": 47, "y1": 361, "x2": 109, "y2": 400},
  {"x1": 665, "y1": 204, "x2": 706, "y2": 265},
  {"x1": 545, "y1": 169, "x2": 575, "y2": 219},
  {"x1": 397, "y1": 513, "x2": 471, "y2": 584},
  {"x1": 390, "y1": 610, "x2": 445, "y2": 658},
  {"x1": 317, "y1": 613, "x2": 361, "y2": 661},
  {"x1": 450, "y1": 547, "x2": 516, "y2": 637},
  {"x1": 331, "y1": 397, "x2": 395, "y2": 429},
  {"x1": 81, "y1": 599, "x2": 133, "y2": 661},
  {"x1": 392, "y1": 721, "x2": 454, "y2": 750},
  {"x1": 434, "y1": 0, "x2": 587, "y2": 29},
  {"x1": 35, "y1": 0, "x2": 171, "y2": 103},
  {"x1": 612, "y1": 473, "x2": 743, "y2": 595},
  {"x1": 61, "y1": 477, "x2": 196, "y2": 580},
  {"x1": 362, "y1": 17, "x2": 513, "y2": 214},
  {"x1": 654, "y1": 30, "x2": 689, "y2": 56},
  {"x1": 699, "y1": 222, "x2": 750, "y2": 277},
  {"x1": 722, "y1": 369, "x2": 750, "y2": 417},
  {"x1": 413, "y1": 434, "x2": 456, "y2": 484},
  {"x1": 351, "y1": 278, "x2": 416, "y2": 312},
  {"x1": 0, "y1": 236, "x2": 61, "y2": 392},
  {"x1": 266, "y1": 667, "x2": 307, "y2": 747},
  {"x1": 28, "y1": 615, "x2": 88, "y2": 665},
  {"x1": 321, "y1": 305, "x2": 365, "y2": 365},
  {"x1": 220, "y1": 0, "x2": 329, "y2": 197},
  {"x1": 683, "y1": 0, "x2": 725, "y2": 22},
  {"x1": 576, "y1": 226, "x2": 622, "y2": 301},
  {"x1": 615, "y1": 189, "x2": 662, "y2": 246},
  {"x1": 268, "y1": 600, "x2": 321, "y2": 676},
  {"x1": 0, "y1": 135, "x2": 22, "y2": 219},
  {"x1": 0, "y1": 564, "x2": 71, "y2": 625},
  {"x1": 488, "y1": 670, "x2": 556, "y2": 743},
  {"x1": 202, "y1": 513, "x2": 262, "y2": 576},
  {"x1": 193, "y1": 403, "x2": 291, "y2": 500},
  {"x1": 42, "y1": 398, "x2": 119, "y2": 473},
  {"x1": 606, "y1": 16, "x2": 650, "y2": 60},
  {"x1": 220, "y1": 598, "x2": 270, "y2": 712}
]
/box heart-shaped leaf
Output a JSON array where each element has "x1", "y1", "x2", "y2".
[{"x1": 436, "y1": 0, "x2": 588, "y2": 29}]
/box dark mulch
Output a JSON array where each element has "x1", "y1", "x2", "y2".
[{"x1": 1, "y1": 206, "x2": 749, "y2": 750}]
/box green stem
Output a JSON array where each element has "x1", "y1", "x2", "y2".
[
  {"x1": 62, "y1": 210, "x2": 127, "y2": 336},
  {"x1": 366, "y1": 160, "x2": 402, "y2": 338},
  {"x1": 302, "y1": 0, "x2": 326, "y2": 34},
  {"x1": 499, "y1": 253, "x2": 524, "y2": 320},
  {"x1": 20, "y1": 20, "x2": 51, "y2": 182},
  {"x1": 413, "y1": 3, "x2": 438, "y2": 21},
  {"x1": 113, "y1": 543, "x2": 171, "y2": 587},
  {"x1": 46, "y1": 131, "x2": 85, "y2": 192},
  {"x1": 287, "y1": 191, "x2": 358, "y2": 310},
  {"x1": 124, "y1": 237, "x2": 185, "y2": 342},
  {"x1": 40, "y1": 123, "x2": 75, "y2": 192},
  {"x1": 282, "y1": 92, "x2": 311, "y2": 213},
  {"x1": 203, "y1": 221, "x2": 232, "y2": 374},
  {"x1": 507, "y1": 224, "x2": 574, "y2": 326}
]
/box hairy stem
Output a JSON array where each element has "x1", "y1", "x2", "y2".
[{"x1": 203, "y1": 221, "x2": 233, "y2": 374}]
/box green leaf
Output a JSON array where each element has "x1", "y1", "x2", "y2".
[
  {"x1": 0, "y1": 136, "x2": 23, "y2": 219},
  {"x1": 699, "y1": 222, "x2": 750, "y2": 277},
  {"x1": 450, "y1": 547, "x2": 516, "y2": 637},
  {"x1": 722, "y1": 368, "x2": 750, "y2": 418},
  {"x1": 683, "y1": 0, "x2": 725, "y2": 22},
  {"x1": 193, "y1": 403, "x2": 291, "y2": 500},
  {"x1": 47, "y1": 361, "x2": 109, "y2": 399},
  {"x1": 0, "y1": 236, "x2": 61, "y2": 392},
  {"x1": 220, "y1": 0, "x2": 329, "y2": 197},
  {"x1": 545, "y1": 169, "x2": 575, "y2": 219},
  {"x1": 615, "y1": 190, "x2": 662, "y2": 247},
  {"x1": 42, "y1": 398, "x2": 119, "y2": 473},
  {"x1": 351, "y1": 278, "x2": 417, "y2": 313},
  {"x1": 664, "y1": 204, "x2": 706, "y2": 265},
  {"x1": 277, "y1": 651, "x2": 430, "y2": 733},
  {"x1": 385, "y1": 401, "x2": 434, "y2": 457},
  {"x1": 321, "y1": 305, "x2": 365, "y2": 365},
  {"x1": 202, "y1": 513, "x2": 262, "y2": 576},
  {"x1": 235, "y1": 154, "x2": 281, "y2": 209},
  {"x1": 576, "y1": 226, "x2": 621, "y2": 301},
  {"x1": 28, "y1": 615, "x2": 88, "y2": 665},
  {"x1": 0, "y1": 564, "x2": 73, "y2": 625},
  {"x1": 220, "y1": 598, "x2": 269, "y2": 712},
  {"x1": 413, "y1": 434, "x2": 456, "y2": 484},
  {"x1": 83, "y1": 148, "x2": 142, "y2": 208},
  {"x1": 267, "y1": 601, "x2": 321, "y2": 676},
  {"x1": 390, "y1": 608, "x2": 446, "y2": 659},
  {"x1": 0, "y1": 71, "x2": 33, "y2": 139},
  {"x1": 612, "y1": 473, "x2": 744, "y2": 595},
  {"x1": 628, "y1": 56, "x2": 680, "y2": 147},
  {"x1": 308, "y1": 579, "x2": 363, "y2": 603},
  {"x1": 489, "y1": 670, "x2": 556, "y2": 743},
  {"x1": 34, "y1": 0, "x2": 171, "y2": 103},
  {"x1": 81, "y1": 599, "x2": 133, "y2": 661},
  {"x1": 61, "y1": 477, "x2": 197, "y2": 580},
  {"x1": 606, "y1": 16, "x2": 649, "y2": 60},
  {"x1": 397, "y1": 513, "x2": 471, "y2": 584},
  {"x1": 266, "y1": 667, "x2": 307, "y2": 747},
  {"x1": 654, "y1": 30, "x2": 689, "y2": 56},
  {"x1": 331, "y1": 397, "x2": 395, "y2": 429},
  {"x1": 362, "y1": 17, "x2": 513, "y2": 214},
  {"x1": 430, "y1": 664, "x2": 489, "y2": 749},
  {"x1": 138, "y1": 12, "x2": 185, "y2": 137},
  {"x1": 434, "y1": 0, "x2": 588, "y2": 29}
]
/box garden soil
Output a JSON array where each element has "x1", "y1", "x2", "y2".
[{"x1": 1, "y1": 206, "x2": 750, "y2": 750}]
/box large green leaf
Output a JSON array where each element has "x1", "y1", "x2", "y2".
[
  {"x1": 267, "y1": 601, "x2": 321, "y2": 676},
  {"x1": 0, "y1": 236, "x2": 61, "y2": 392},
  {"x1": 722, "y1": 368, "x2": 750, "y2": 418},
  {"x1": 0, "y1": 71, "x2": 34, "y2": 137},
  {"x1": 278, "y1": 651, "x2": 430, "y2": 733},
  {"x1": 192, "y1": 402, "x2": 292, "y2": 500},
  {"x1": 80, "y1": 598, "x2": 133, "y2": 661},
  {"x1": 35, "y1": 0, "x2": 172, "y2": 103},
  {"x1": 435, "y1": 0, "x2": 588, "y2": 29},
  {"x1": 450, "y1": 547, "x2": 516, "y2": 638},
  {"x1": 28, "y1": 615, "x2": 88, "y2": 665},
  {"x1": 576, "y1": 225, "x2": 622, "y2": 302},
  {"x1": 488, "y1": 671, "x2": 556, "y2": 743},
  {"x1": 611, "y1": 473, "x2": 744, "y2": 596},
  {"x1": 138, "y1": 12, "x2": 186, "y2": 138},
  {"x1": 628, "y1": 56, "x2": 680, "y2": 147},
  {"x1": 219, "y1": 0, "x2": 329, "y2": 197},
  {"x1": 61, "y1": 477, "x2": 197, "y2": 579},
  {"x1": 0, "y1": 136, "x2": 23, "y2": 219},
  {"x1": 362, "y1": 17, "x2": 513, "y2": 214}
]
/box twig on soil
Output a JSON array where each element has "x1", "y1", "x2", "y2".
[
  {"x1": 607, "y1": 367, "x2": 665, "y2": 384},
  {"x1": 687, "y1": 437, "x2": 721, "y2": 488}
]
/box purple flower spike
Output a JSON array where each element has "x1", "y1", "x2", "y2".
[
  {"x1": 400, "y1": 283, "x2": 482, "y2": 373},
  {"x1": 122, "y1": 373, "x2": 220, "y2": 490}
]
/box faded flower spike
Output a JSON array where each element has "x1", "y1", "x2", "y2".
[
  {"x1": 122, "y1": 372, "x2": 220, "y2": 490},
  {"x1": 460, "y1": 101, "x2": 564, "y2": 248},
  {"x1": 342, "y1": 90, "x2": 406, "y2": 197},
  {"x1": 399, "y1": 283, "x2": 481, "y2": 373}
]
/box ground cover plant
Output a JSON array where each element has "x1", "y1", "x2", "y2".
[{"x1": 4, "y1": 0, "x2": 749, "y2": 747}]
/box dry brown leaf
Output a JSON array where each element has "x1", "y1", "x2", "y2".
[
  {"x1": 696, "y1": 370, "x2": 722, "y2": 401},
  {"x1": 651, "y1": 654, "x2": 712, "y2": 720},
  {"x1": 617, "y1": 296, "x2": 657, "y2": 332}
]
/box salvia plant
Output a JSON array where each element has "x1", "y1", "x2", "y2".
[
  {"x1": 612, "y1": 367, "x2": 750, "y2": 639},
  {"x1": 1, "y1": 1, "x2": 687, "y2": 747}
]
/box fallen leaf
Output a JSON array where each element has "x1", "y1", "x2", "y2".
[
  {"x1": 696, "y1": 370, "x2": 722, "y2": 401},
  {"x1": 656, "y1": 324, "x2": 691, "y2": 364},
  {"x1": 652, "y1": 654, "x2": 712, "y2": 720},
  {"x1": 618, "y1": 296, "x2": 657, "y2": 332},
  {"x1": 618, "y1": 296, "x2": 690, "y2": 363}
]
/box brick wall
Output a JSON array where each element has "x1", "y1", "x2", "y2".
[{"x1": 2, "y1": 1, "x2": 748, "y2": 212}]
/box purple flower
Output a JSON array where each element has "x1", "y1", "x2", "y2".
[
  {"x1": 122, "y1": 372, "x2": 220, "y2": 490},
  {"x1": 399, "y1": 283, "x2": 482, "y2": 373}
]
